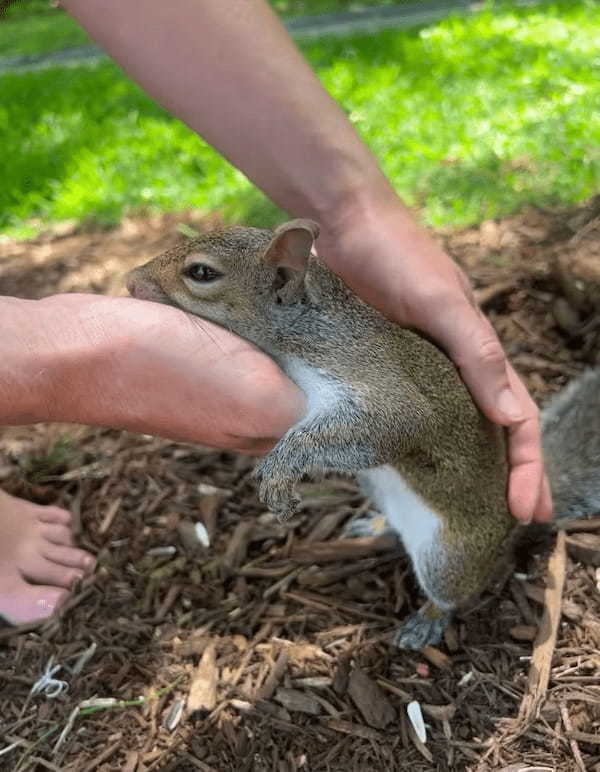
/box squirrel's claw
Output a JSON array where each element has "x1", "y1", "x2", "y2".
[
  {"x1": 343, "y1": 510, "x2": 396, "y2": 540},
  {"x1": 393, "y1": 607, "x2": 452, "y2": 650},
  {"x1": 258, "y1": 475, "x2": 300, "y2": 522}
]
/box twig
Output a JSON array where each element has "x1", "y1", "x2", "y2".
[
  {"x1": 560, "y1": 702, "x2": 586, "y2": 772},
  {"x1": 256, "y1": 650, "x2": 288, "y2": 700},
  {"x1": 518, "y1": 531, "x2": 567, "y2": 724}
]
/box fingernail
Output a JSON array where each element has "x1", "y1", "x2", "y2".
[{"x1": 498, "y1": 388, "x2": 524, "y2": 421}]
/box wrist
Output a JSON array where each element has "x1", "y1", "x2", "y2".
[{"x1": 314, "y1": 183, "x2": 421, "y2": 267}]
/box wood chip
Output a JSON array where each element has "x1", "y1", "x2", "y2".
[
  {"x1": 510, "y1": 625, "x2": 538, "y2": 642},
  {"x1": 274, "y1": 688, "x2": 321, "y2": 716},
  {"x1": 283, "y1": 591, "x2": 395, "y2": 622},
  {"x1": 347, "y1": 668, "x2": 396, "y2": 729},
  {"x1": 223, "y1": 520, "x2": 254, "y2": 569},
  {"x1": 291, "y1": 534, "x2": 398, "y2": 563},
  {"x1": 408, "y1": 724, "x2": 434, "y2": 764},
  {"x1": 98, "y1": 497, "x2": 122, "y2": 535},
  {"x1": 332, "y1": 653, "x2": 351, "y2": 696},
  {"x1": 567, "y1": 729, "x2": 600, "y2": 745},
  {"x1": 326, "y1": 719, "x2": 384, "y2": 742},
  {"x1": 421, "y1": 703, "x2": 457, "y2": 722},
  {"x1": 560, "y1": 702, "x2": 586, "y2": 771},
  {"x1": 518, "y1": 532, "x2": 567, "y2": 723},
  {"x1": 187, "y1": 642, "x2": 218, "y2": 715},
  {"x1": 566, "y1": 533, "x2": 600, "y2": 566},
  {"x1": 198, "y1": 486, "x2": 230, "y2": 540},
  {"x1": 421, "y1": 645, "x2": 452, "y2": 670},
  {"x1": 253, "y1": 699, "x2": 292, "y2": 722},
  {"x1": 475, "y1": 280, "x2": 516, "y2": 308},
  {"x1": 256, "y1": 650, "x2": 288, "y2": 700},
  {"x1": 304, "y1": 509, "x2": 352, "y2": 543},
  {"x1": 562, "y1": 517, "x2": 600, "y2": 532}
]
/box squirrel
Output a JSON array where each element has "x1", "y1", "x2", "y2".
[{"x1": 126, "y1": 219, "x2": 600, "y2": 649}]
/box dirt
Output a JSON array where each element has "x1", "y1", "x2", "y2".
[{"x1": 0, "y1": 199, "x2": 599, "y2": 772}]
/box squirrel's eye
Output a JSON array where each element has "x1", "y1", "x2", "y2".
[{"x1": 184, "y1": 263, "x2": 222, "y2": 283}]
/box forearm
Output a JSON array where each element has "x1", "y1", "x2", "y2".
[
  {"x1": 0, "y1": 296, "x2": 91, "y2": 425},
  {"x1": 61, "y1": 0, "x2": 398, "y2": 235},
  {"x1": 0, "y1": 295, "x2": 132, "y2": 427},
  {"x1": 0, "y1": 294, "x2": 304, "y2": 449}
]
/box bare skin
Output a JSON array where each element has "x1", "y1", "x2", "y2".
[
  {"x1": 0, "y1": 294, "x2": 304, "y2": 624},
  {"x1": 0, "y1": 491, "x2": 95, "y2": 624}
]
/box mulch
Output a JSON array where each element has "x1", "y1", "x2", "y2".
[{"x1": 0, "y1": 198, "x2": 599, "y2": 771}]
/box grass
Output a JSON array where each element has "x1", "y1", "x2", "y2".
[
  {"x1": 0, "y1": 11, "x2": 90, "y2": 57},
  {"x1": 0, "y1": 0, "x2": 407, "y2": 59},
  {"x1": 0, "y1": 0, "x2": 599, "y2": 237}
]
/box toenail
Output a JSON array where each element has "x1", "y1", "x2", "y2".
[
  {"x1": 36, "y1": 598, "x2": 56, "y2": 612},
  {"x1": 49, "y1": 507, "x2": 71, "y2": 523}
]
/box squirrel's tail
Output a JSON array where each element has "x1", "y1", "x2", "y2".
[{"x1": 542, "y1": 369, "x2": 600, "y2": 521}]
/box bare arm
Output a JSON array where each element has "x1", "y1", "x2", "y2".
[
  {"x1": 0, "y1": 294, "x2": 304, "y2": 452},
  {"x1": 61, "y1": 0, "x2": 551, "y2": 523}
]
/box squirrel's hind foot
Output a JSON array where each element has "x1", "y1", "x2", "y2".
[
  {"x1": 393, "y1": 604, "x2": 452, "y2": 650},
  {"x1": 258, "y1": 476, "x2": 301, "y2": 523},
  {"x1": 342, "y1": 510, "x2": 397, "y2": 540}
]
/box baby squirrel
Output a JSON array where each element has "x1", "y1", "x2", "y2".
[{"x1": 127, "y1": 219, "x2": 600, "y2": 649}]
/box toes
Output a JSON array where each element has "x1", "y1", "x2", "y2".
[
  {"x1": 42, "y1": 544, "x2": 96, "y2": 573},
  {"x1": 37, "y1": 505, "x2": 72, "y2": 527},
  {"x1": 393, "y1": 611, "x2": 451, "y2": 650},
  {"x1": 0, "y1": 583, "x2": 69, "y2": 625},
  {"x1": 343, "y1": 512, "x2": 393, "y2": 539},
  {"x1": 22, "y1": 557, "x2": 84, "y2": 590},
  {"x1": 39, "y1": 522, "x2": 74, "y2": 546}
]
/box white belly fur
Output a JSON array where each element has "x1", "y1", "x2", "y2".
[
  {"x1": 277, "y1": 358, "x2": 441, "y2": 568},
  {"x1": 362, "y1": 465, "x2": 441, "y2": 566},
  {"x1": 279, "y1": 355, "x2": 349, "y2": 421}
]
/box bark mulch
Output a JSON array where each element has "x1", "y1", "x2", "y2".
[{"x1": 1, "y1": 199, "x2": 599, "y2": 771}]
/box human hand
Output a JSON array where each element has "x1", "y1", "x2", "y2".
[
  {"x1": 318, "y1": 200, "x2": 553, "y2": 524},
  {"x1": 10, "y1": 294, "x2": 305, "y2": 454}
]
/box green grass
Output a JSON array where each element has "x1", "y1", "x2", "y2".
[
  {"x1": 273, "y1": 0, "x2": 413, "y2": 14},
  {"x1": 1, "y1": 0, "x2": 599, "y2": 236},
  {"x1": 0, "y1": 0, "x2": 406, "y2": 59},
  {"x1": 0, "y1": 11, "x2": 90, "y2": 57}
]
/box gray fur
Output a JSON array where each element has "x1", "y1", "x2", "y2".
[
  {"x1": 542, "y1": 369, "x2": 600, "y2": 520},
  {"x1": 128, "y1": 222, "x2": 600, "y2": 649}
]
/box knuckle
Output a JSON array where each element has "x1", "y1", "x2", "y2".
[{"x1": 476, "y1": 337, "x2": 506, "y2": 368}]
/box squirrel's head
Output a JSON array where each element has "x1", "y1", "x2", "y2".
[{"x1": 126, "y1": 219, "x2": 319, "y2": 330}]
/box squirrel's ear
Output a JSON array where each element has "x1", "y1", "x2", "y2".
[{"x1": 263, "y1": 219, "x2": 320, "y2": 270}]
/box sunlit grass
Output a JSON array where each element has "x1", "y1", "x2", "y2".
[
  {"x1": 1, "y1": 0, "x2": 598, "y2": 236},
  {"x1": 0, "y1": 10, "x2": 90, "y2": 57},
  {"x1": 0, "y1": 0, "x2": 403, "y2": 59}
]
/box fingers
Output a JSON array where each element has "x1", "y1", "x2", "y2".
[{"x1": 505, "y1": 366, "x2": 553, "y2": 524}]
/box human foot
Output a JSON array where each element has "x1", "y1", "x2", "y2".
[{"x1": 0, "y1": 491, "x2": 95, "y2": 625}]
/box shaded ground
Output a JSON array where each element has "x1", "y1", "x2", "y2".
[{"x1": 0, "y1": 200, "x2": 599, "y2": 771}]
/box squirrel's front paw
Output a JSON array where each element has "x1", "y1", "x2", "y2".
[
  {"x1": 393, "y1": 606, "x2": 452, "y2": 650},
  {"x1": 258, "y1": 476, "x2": 300, "y2": 522}
]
